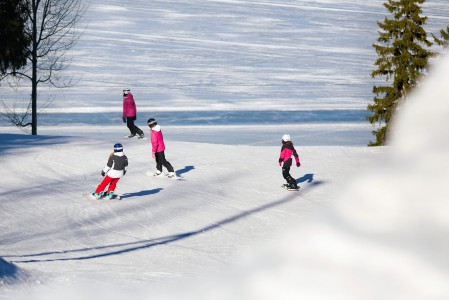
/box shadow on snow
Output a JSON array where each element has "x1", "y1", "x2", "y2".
[
  {"x1": 120, "y1": 188, "x2": 163, "y2": 200},
  {"x1": 7, "y1": 177, "x2": 324, "y2": 263},
  {"x1": 296, "y1": 173, "x2": 325, "y2": 187},
  {"x1": 176, "y1": 165, "x2": 195, "y2": 177},
  {"x1": 0, "y1": 134, "x2": 71, "y2": 155}
]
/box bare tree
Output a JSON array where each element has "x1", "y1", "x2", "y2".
[{"x1": 1, "y1": 0, "x2": 86, "y2": 135}]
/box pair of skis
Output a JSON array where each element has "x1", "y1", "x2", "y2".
[
  {"x1": 85, "y1": 192, "x2": 121, "y2": 201},
  {"x1": 85, "y1": 172, "x2": 185, "y2": 201},
  {"x1": 145, "y1": 171, "x2": 185, "y2": 181}
]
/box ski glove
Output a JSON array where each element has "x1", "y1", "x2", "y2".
[
  {"x1": 278, "y1": 158, "x2": 283, "y2": 166},
  {"x1": 296, "y1": 162, "x2": 301, "y2": 167},
  {"x1": 101, "y1": 171, "x2": 105, "y2": 176},
  {"x1": 122, "y1": 117, "x2": 126, "y2": 123}
]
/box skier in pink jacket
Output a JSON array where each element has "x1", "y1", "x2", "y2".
[
  {"x1": 147, "y1": 118, "x2": 175, "y2": 178},
  {"x1": 279, "y1": 134, "x2": 300, "y2": 190},
  {"x1": 122, "y1": 88, "x2": 144, "y2": 139}
]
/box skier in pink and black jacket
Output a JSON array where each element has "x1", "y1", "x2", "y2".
[
  {"x1": 122, "y1": 88, "x2": 144, "y2": 138},
  {"x1": 279, "y1": 134, "x2": 300, "y2": 189},
  {"x1": 147, "y1": 118, "x2": 175, "y2": 178}
]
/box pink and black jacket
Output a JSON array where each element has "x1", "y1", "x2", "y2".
[
  {"x1": 150, "y1": 125, "x2": 166, "y2": 154},
  {"x1": 279, "y1": 141, "x2": 300, "y2": 168},
  {"x1": 122, "y1": 92, "x2": 137, "y2": 118}
]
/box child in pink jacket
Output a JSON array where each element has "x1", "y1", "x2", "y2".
[
  {"x1": 122, "y1": 88, "x2": 144, "y2": 139},
  {"x1": 279, "y1": 134, "x2": 300, "y2": 189},
  {"x1": 147, "y1": 118, "x2": 175, "y2": 178}
]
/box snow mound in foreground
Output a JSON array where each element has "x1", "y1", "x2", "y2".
[
  {"x1": 235, "y1": 56, "x2": 449, "y2": 299},
  {"x1": 125, "y1": 55, "x2": 449, "y2": 300},
  {"x1": 0, "y1": 257, "x2": 28, "y2": 286}
]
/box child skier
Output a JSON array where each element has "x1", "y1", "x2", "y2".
[
  {"x1": 147, "y1": 118, "x2": 175, "y2": 178},
  {"x1": 278, "y1": 134, "x2": 300, "y2": 190},
  {"x1": 91, "y1": 143, "x2": 128, "y2": 199},
  {"x1": 122, "y1": 88, "x2": 145, "y2": 139}
]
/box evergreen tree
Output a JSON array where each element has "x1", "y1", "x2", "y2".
[
  {"x1": 1, "y1": 0, "x2": 86, "y2": 135},
  {"x1": 432, "y1": 25, "x2": 449, "y2": 48},
  {"x1": 0, "y1": 0, "x2": 30, "y2": 75},
  {"x1": 368, "y1": 0, "x2": 434, "y2": 146}
]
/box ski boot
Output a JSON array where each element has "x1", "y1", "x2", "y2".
[
  {"x1": 91, "y1": 192, "x2": 102, "y2": 199},
  {"x1": 106, "y1": 191, "x2": 121, "y2": 200}
]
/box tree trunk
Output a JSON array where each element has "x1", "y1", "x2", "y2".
[{"x1": 31, "y1": 0, "x2": 37, "y2": 135}]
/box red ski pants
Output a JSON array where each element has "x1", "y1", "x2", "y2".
[{"x1": 96, "y1": 175, "x2": 120, "y2": 194}]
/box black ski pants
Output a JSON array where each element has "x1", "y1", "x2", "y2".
[
  {"x1": 282, "y1": 158, "x2": 296, "y2": 186},
  {"x1": 126, "y1": 117, "x2": 144, "y2": 136},
  {"x1": 155, "y1": 151, "x2": 174, "y2": 173}
]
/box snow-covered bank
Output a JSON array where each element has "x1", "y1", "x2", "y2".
[
  {"x1": 3, "y1": 50, "x2": 449, "y2": 296},
  {"x1": 0, "y1": 131, "x2": 387, "y2": 299},
  {"x1": 1, "y1": 0, "x2": 449, "y2": 298},
  {"x1": 201, "y1": 54, "x2": 449, "y2": 300}
]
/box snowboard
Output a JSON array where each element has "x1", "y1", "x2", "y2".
[{"x1": 281, "y1": 184, "x2": 299, "y2": 191}]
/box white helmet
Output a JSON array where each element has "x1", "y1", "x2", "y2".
[
  {"x1": 123, "y1": 88, "x2": 130, "y2": 95},
  {"x1": 282, "y1": 134, "x2": 291, "y2": 142}
]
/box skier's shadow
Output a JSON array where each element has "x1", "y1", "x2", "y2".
[
  {"x1": 296, "y1": 173, "x2": 324, "y2": 187},
  {"x1": 176, "y1": 165, "x2": 195, "y2": 177},
  {"x1": 297, "y1": 173, "x2": 314, "y2": 184},
  {"x1": 120, "y1": 188, "x2": 163, "y2": 200}
]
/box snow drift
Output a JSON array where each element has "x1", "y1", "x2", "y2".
[
  {"x1": 0, "y1": 258, "x2": 28, "y2": 286},
  {"x1": 214, "y1": 55, "x2": 449, "y2": 300},
  {"x1": 7, "y1": 54, "x2": 446, "y2": 300}
]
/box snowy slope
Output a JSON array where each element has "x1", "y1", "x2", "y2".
[
  {"x1": 3, "y1": 49, "x2": 449, "y2": 298},
  {"x1": 1, "y1": 0, "x2": 448, "y2": 114},
  {"x1": 2, "y1": 55, "x2": 449, "y2": 300},
  {"x1": 1, "y1": 0, "x2": 449, "y2": 299},
  {"x1": 0, "y1": 133, "x2": 387, "y2": 297}
]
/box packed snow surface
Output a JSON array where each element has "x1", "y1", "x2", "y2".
[{"x1": 1, "y1": 0, "x2": 449, "y2": 299}]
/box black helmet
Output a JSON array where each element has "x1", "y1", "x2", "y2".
[
  {"x1": 147, "y1": 118, "x2": 157, "y2": 127},
  {"x1": 114, "y1": 143, "x2": 123, "y2": 152}
]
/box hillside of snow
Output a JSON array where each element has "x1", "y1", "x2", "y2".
[
  {"x1": 0, "y1": 133, "x2": 387, "y2": 299},
  {"x1": 2, "y1": 54, "x2": 449, "y2": 299},
  {"x1": 1, "y1": 0, "x2": 449, "y2": 299}
]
